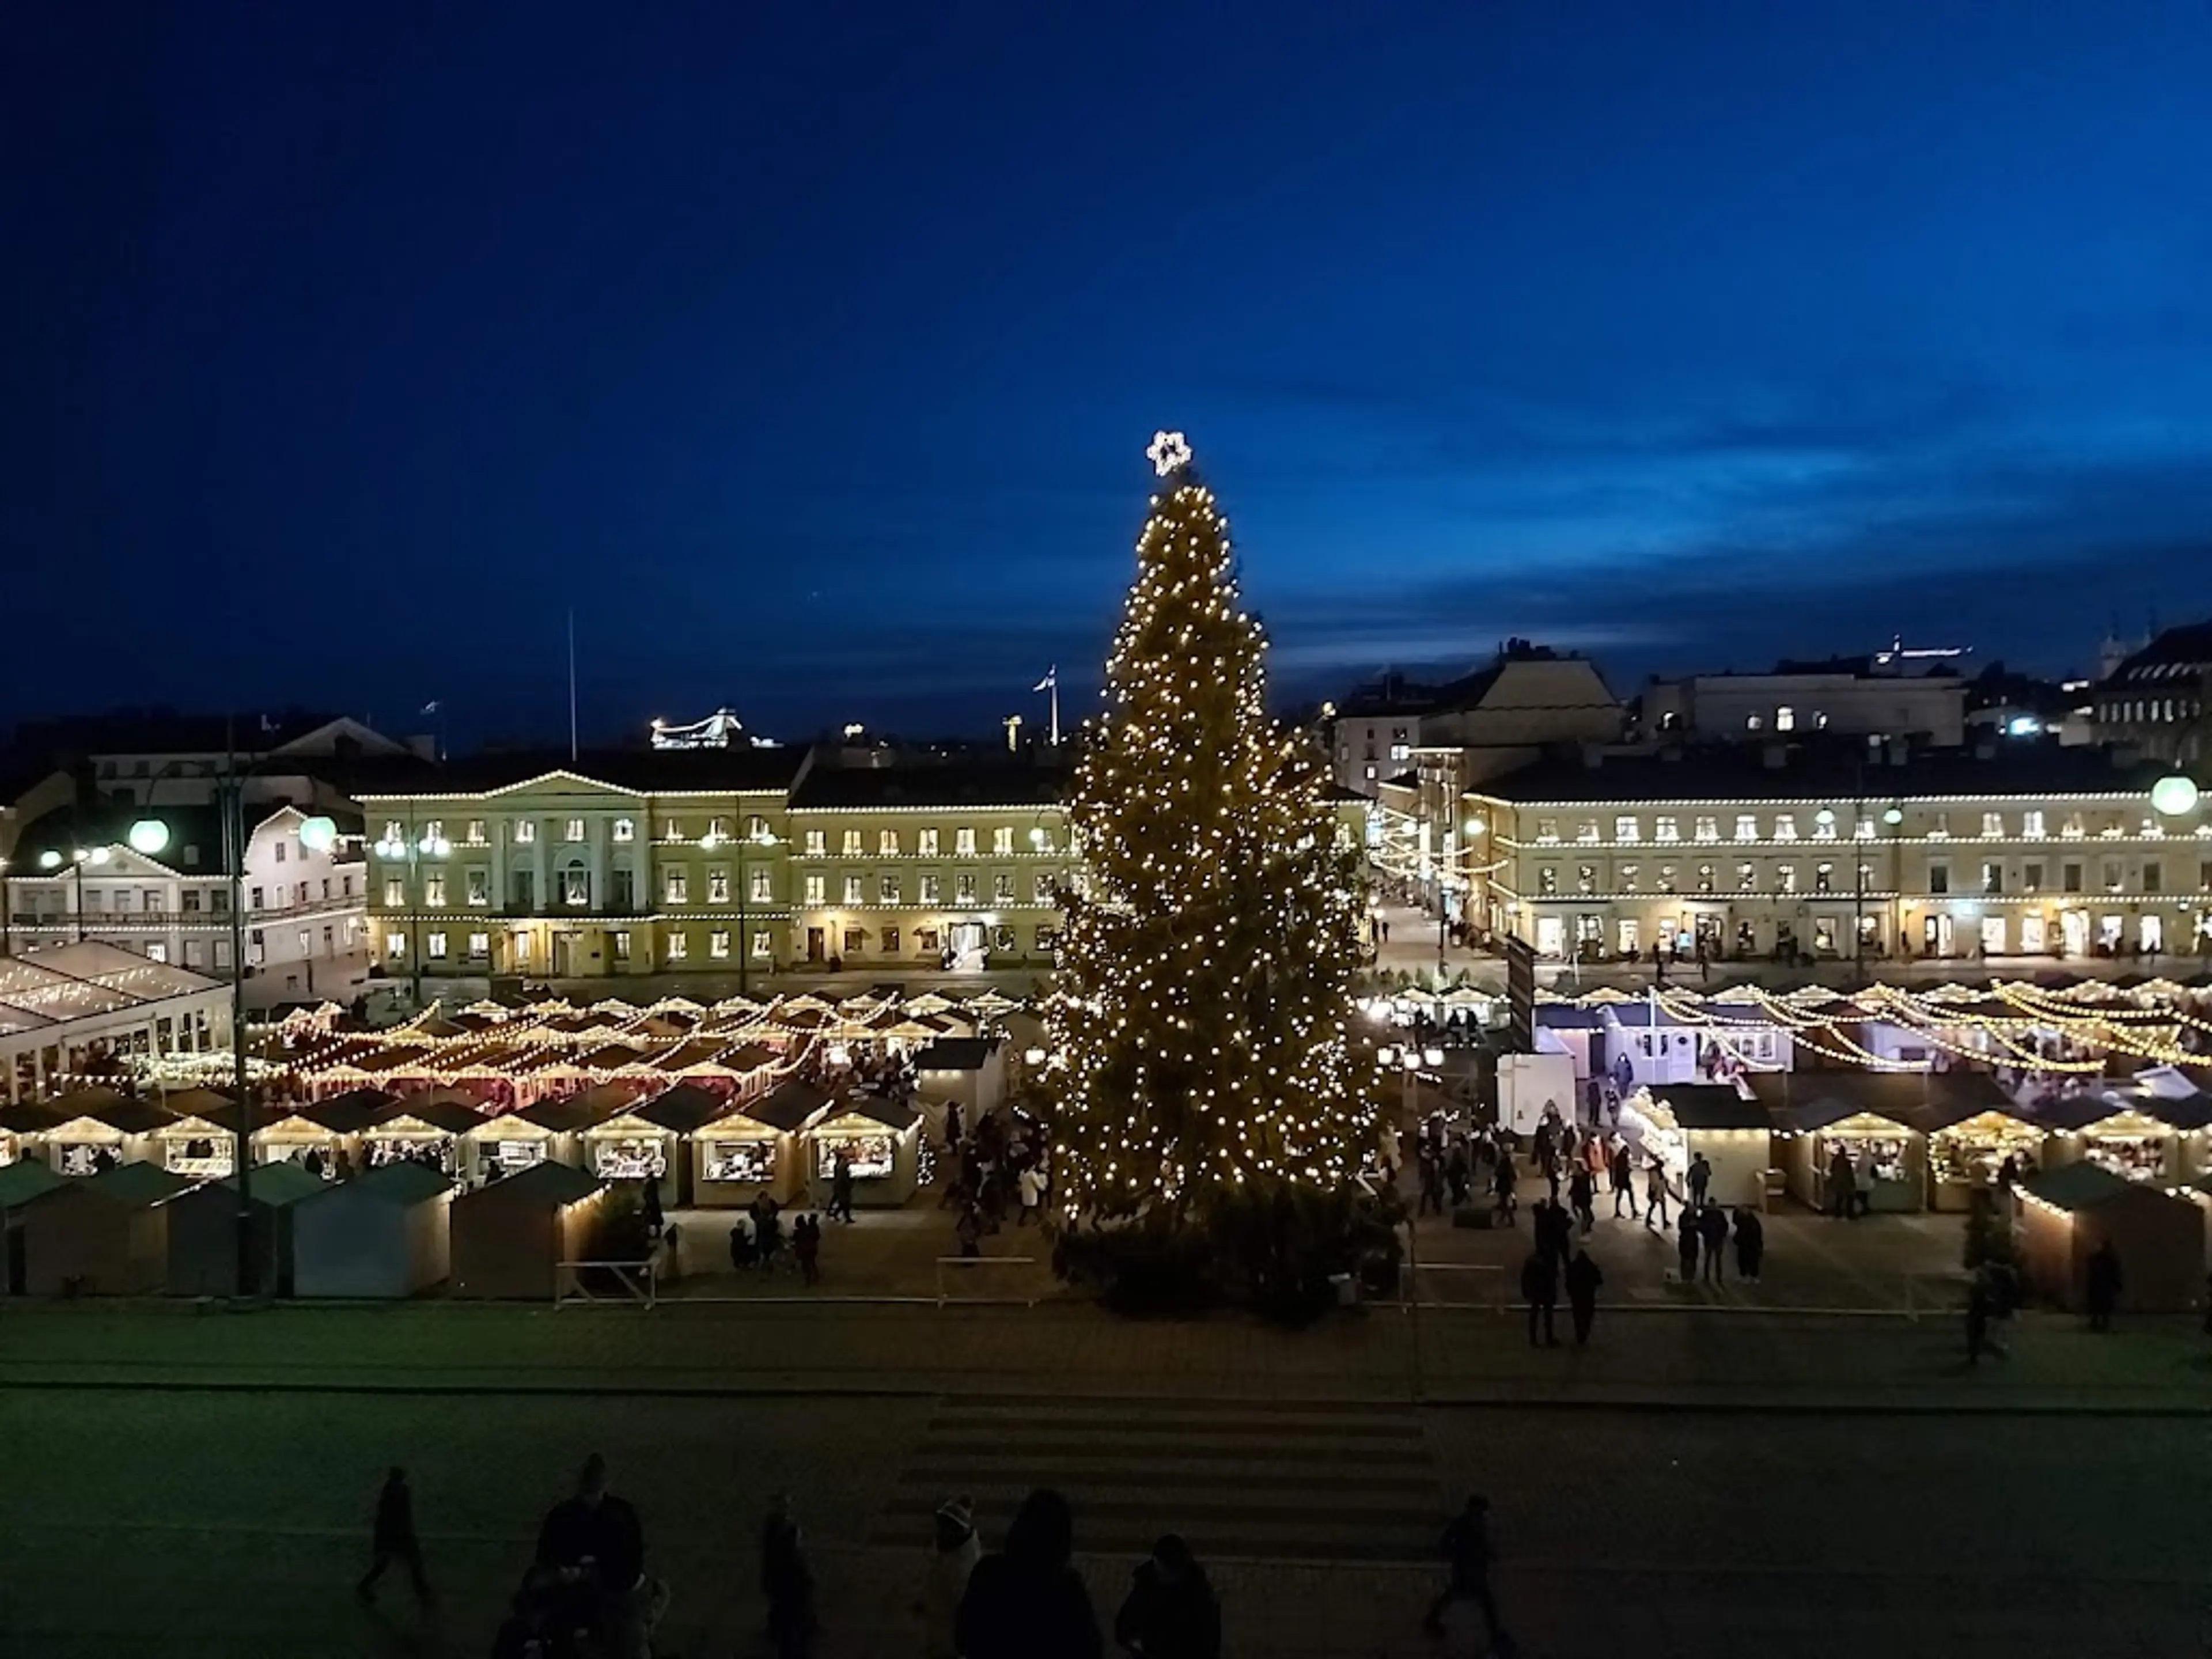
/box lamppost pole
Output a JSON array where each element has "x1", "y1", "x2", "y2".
[{"x1": 223, "y1": 737, "x2": 256, "y2": 1298}]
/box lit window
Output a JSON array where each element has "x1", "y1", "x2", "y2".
[
  {"x1": 955, "y1": 873, "x2": 978, "y2": 903},
  {"x1": 994, "y1": 872, "x2": 1016, "y2": 902},
  {"x1": 665, "y1": 870, "x2": 689, "y2": 904},
  {"x1": 747, "y1": 815, "x2": 770, "y2": 840},
  {"x1": 880, "y1": 874, "x2": 901, "y2": 903},
  {"x1": 1613, "y1": 816, "x2": 1640, "y2": 843},
  {"x1": 1619, "y1": 864, "x2": 1639, "y2": 892},
  {"x1": 1734, "y1": 815, "x2": 1759, "y2": 842},
  {"x1": 710, "y1": 930, "x2": 731, "y2": 959},
  {"x1": 1656, "y1": 816, "x2": 1681, "y2": 843},
  {"x1": 1657, "y1": 865, "x2": 1677, "y2": 894},
  {"x1": 383, "y1": 877, "x2": 404, "y2": 908},
  {"x1": 878, "y1": 829, "x2": 899, "y2": 857},
  {"x1": 613, "y1": 819, "x2": 635, "y2": 843},
  {"x1": 427, "y1": 931, "x2": 448, "y2": 960},
  {"x1": 1775, "y1": 706, "x2": 1795, "y2": 731},
  {"x1": 424, "y1": 873, "x2": 446, "y2": 908},
  {"x1": 465, "y1": 870, "x2": 489, "y2": 906},
  {"x1": 468, "y1": 932, "x2": 490, "y2": 959},
  {"x1": 514, "y1": 821, "x2": 535, "y2": 844},
  {"x1": 1537, "y1": 867, "x2": 1558, "y2": 896},
  {"x1": 707, "y1": 868, "x2": 730, "y2": 903},
  {"x1": 1815, "y1": 863, "x2": 1834, "y2": 893},
  {"x1": 843, "y1": 874, "x2": 863, "y2": 904},
  {"x1": 1777, "y1": 865, "x2": 1797, "y2": 894},
  {"x1": 1697, "y1": 865, "x2": 1715, "y2": 893},
  {"x1": 804, "y1": 830, "x2": 826, "y2": 857},
  {"x1": 1576, "y1": 865, "x2": 1596, "y2": 895},
  {"x1": 381, "y1": 821, "x2": 404, "y2": 846},
  {"x1": 666, "y1": 931, "x2": 687, "y2": 961},
  {"x1": 749, "y1": 869, "x2": 772, "y2": 903},
  {"x1": 993, "y1": 827, "x2": 1014, "y2": 855},
  {"x1": 918, "y1": 829, "x2": 940, "y2": 856},
  {"x1": 1982, "y1": 862, "x2": 2003, "y2": 895},
  {"x1": 386, "y1": 933, "x2": 406, "y2": 960},
  {"x1": 146, "y1": 942, "x2": 168, "y2": 964},
  {"x1": 562, "y1": 867, "x2": 589, "y2": 907},
  {"x1": 1576, "y1": 821, "x2": 1600, "y2": 844},
  {"x1": 609, "y1": 931, "x2": 628, "y2": 961},
  {"x1": 2021, "y1": 810, "x2": 2045, "y2": 839},
  {"x1": 1736, "y1": 862, "x2": 1756, "y2": 891},
  {"x1": 803, "y1": 875, "x2": 826, "y2": 904},
  {"x1": 1981, "y1": 812, "x2": 2004, "y2": 838},
  {"x1": 1536, "y1": 819, "x2": 1559, "y2": 845},
  {"x1": 751, "y1": 930, "x2": 774, "y2": 960},
  {"x1": 663, "y1": 819, "x2": 684, "y2": 842},
  {"x1": 955, "y1": 828, "x2": 977, "y2": 856},
  {"x1": 1691, "y1": 816, "x2": 1716, "y2": 842},
  {"x1": 1745, "y1": 714, "x2": 1763, "y2": 732},
  {"x1": 708, "y1": 816, "x2": 732, "y2": 844},
  {"x1": 1774, "y1": 815, "x2": 1797, "y2": 842},
  {"x1": 2061, "y1": 813, "x2": 2085, "y2": 838},
  {"x1": 920, "y1": 875, "x2": 941, "y2": 903}
]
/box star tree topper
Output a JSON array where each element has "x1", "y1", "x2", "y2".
[{"x1": 1147, "y1": 429, "x2": 1194, "y2": 476}]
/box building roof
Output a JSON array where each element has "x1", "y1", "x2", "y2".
[
  {"x1": 1334, "y1": 673, "x2": 1443, "y2": 719},
  {"x1": 914, "y1": 1037, "x2": 1000, "y2": 1072},
  {"x1": 190, "y1": 1161, "x2": 327, "y2": 1208},
  {"x1": 521, "y1": 1086, "x2": 633, "y2": 1132},
  {"x1": 820, "y1": 1096, "x2": 922, "y2": 1132},
  {"x1": 1646, "y1": 1084, "x2": 1768, "y2": 1131},
  {"x1": 1746, "y1": 1071, "x2": 1929, "y2": 1131},
  {"x1": 2100, "y1": 622, "x2": 2212, "y2": 690},
  {"x1": 788, "y1": 762, "x2": 1066, "y2": 811},
  {"x1": 311, "y1": 1159, "x2": 452, "y2": 1207},
  {"x1": 0, "y1": 1158, "x2": 67, "y2": 1209},
  {"x1": 2018, "y1": 1161, "x2": 2149, "y2": 1213},
  {"x1": 747, "y1": 1080, "x2": 834, "y2": 1134},
  {"x1": 633, "y1": 1083, "x2": 730, "y2": 1133},
  {"x1": 74, "y1": 1161, "x2": 194, "y2": 1210},
  {"x1": 372, "y1": 1100, "x2": 486, "y2": 1137},
  {"x1": 350, "y1": 746, "x2": 804, "y2": 800},
  {"x1": 0, "y1": 1101, "x2": 69, "y2": 1135},
  {"x1": 82, "y1": 1097, "x2": 180, "y2": 1136},
  {"x1": 463, "y1": 1158, "x2": 603, "y2": 1208},
  {"x1": 304, "y1": 1091, "x2": 400, "y2": 1135},
  {"x1": 1475, "y1": 740, "x2": 2173, "y2": 806}
]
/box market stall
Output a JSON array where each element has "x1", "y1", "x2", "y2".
[
  {"x1": 2031, "y1": 1097, "x2": 2191, "y2": 1184},
  {"x1": 462, "y1": 1109, "x2": 557, "y2": 1187},
  {"x1": 148, "y1": 1092, "x2": 240, "y2": 1180},
  {"x1": 1752, "y1": 1074, "x2": 1933, "y2": 1214},
  {"x1": 290, "y1": 1160, "x2": 454, "y2": 1298},
  {"x1": 162, "y1": 1161, "x2": 323, "y2": 1297},
  {"x1": 16, "y1": 1162, "x2": 191, "y2": 1294},
  {"x1": 690, "y1": 1080, "x2": 828, "y2": 1209},
  {"x1": 0, "y1": 1158, "x2": 67, "y2": 1295},
  {"x1": 2015, "y1": 1162, "x2": 2204, "y2": 1311},
  {"x1": 804, "y1": 1095, "x2": 923, "y2": 1208},
  {"x1": 1909, "y1": 1101, "x2": 2045, "y2": 1210},
  {"x1": 0, "y1": 1101, "x2": 66, "y2": 1169},
  {"x1": 360, "y1": 1099, "x2": 482, "y2": 1177},
  {"x1": 39, "y1": 1092, "x2": 177, "y2": 1177},
  {"x1": 912, "y1": 1037, "x2": 1006, "y2": 1135},
  {"x1": 450, "y1": 1160, "x2": 608, "y2": 1299},
  {"x1": 626, "y1": 1084, "x2": 728, "y2": 1206},
  {"x1": 516, "y1": 1084, "x2": 638, "y2": 1177},
  {"x1": 1621, "y1": 1082, "x2": 1771, "y2": 1209}
]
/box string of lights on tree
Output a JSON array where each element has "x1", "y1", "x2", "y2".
[{"x1": 1046, "y1": 431, "x2": 1380, "y2": 1220}]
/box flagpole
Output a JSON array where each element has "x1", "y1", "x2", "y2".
[
  {"x1": 567, "y1": 609, "x2": 579, "y2": 764},
  {"x1": 1050, "y1": 671, "x2": 1059, "y2": 747}
]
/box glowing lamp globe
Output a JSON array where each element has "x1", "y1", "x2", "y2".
[
  {"x1": 1882, "y1": 806, "x2": 1904, "y2": 826},
  {"x1": 2150, "y1": 775, "x2": 2199, "y2": 817},
  {"x1": 39, "y1": 849, "x2": 62, "y2": 869},
  {"x1": 127, "y1": 819, "x2": 171, "y2": 856}
]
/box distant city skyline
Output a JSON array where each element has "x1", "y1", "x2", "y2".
[{"x1": 7, "y1": 3, "x2": 2210, "y2": 741}]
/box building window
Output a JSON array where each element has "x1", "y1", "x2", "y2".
[
  {"x1": 2061, "y1": 813, "x2": 2086, "y2": 838},
  {"x1": 1537, "y1": 866, "x2": 1558, "y2": 896},
  {"x1": 1775, "y1": 706, "x2": 1795, "y2": 731},
  {"x1": 1576, "y1": 821, "x2": 1600, "y2": 844},
  {"x1": 512, "y1": 933, "x2": 531, "y2": 966},
  {"x1": 955, "y1": 828, "x2": 977, "y2": 856},
  {"x1": 2021, "y1": 811, "x2": 2045, "y2": 839},
  {"x1": 613, "y1": 819, "x2": 635, "y2": 843},
  {"x1": 1614, "y1": 815, "x2": 1640, "y2": 843},
  {"x1": 514, "y1": 821, "x2": 535, "y2": 844},
  {"x1": 834, "y1": 926, "x2": 858, "y2": 956},
  {"x1": 665, "y1": 870, "x2": 689, "y2": 904},
  {"x1": 2143, "y1": 860, "x2": 2162, "y2": 895},
  {"x1": 1734, "y1": 815, "x2": 1758, "y2": 842},
  {"x1": 666, "y1": 931, "x2": 688, "y2": 961},
  {"x1": 557, "y1": 866, "x2": 585, "y2": 907},
  {"x1": 1575, "y1": 865, "x2": 1596, "y2": 895},
  {"x1": 662, "y1": 819, "x2": 684, "y2": 842},
  {"x1": 917, "y1": 829, "x2": 940, "y2": 856},
  {"x1": 919, "y1": 875, "x2": 941, "y2": 903},
  {"x1": 803, "y1": 874, "x2": 826, "y2": 904},
  {"x1": 916, "y1": 926, "x2": 940, "y2": 955},
  {"x1": 880, "y1": 874, "x2": 901, "y2": 903},
  {"x1": 1929, "y1": 863, "x2": 1949, "y2": 895},
  {"x1": 842, "y1": 830, "x2": 863, "y2": 857},
  {"x1": 843, "y1": 874, "x2": 863, "y2": 904},
  {"x1": 1535, "y1": 818, "x2": 1559, "y2": 845},
  {"x1": 1745, "y1": 714, "x2": 1763, "y2": 732},
  {"x1": 1812, "y1": 813, "x2": 1838, "y2": 842},
  {"x1": 955, "y1": 873, "x2": 979, "y2": 903},
  {"x1": 183, "y1": 889, "x2": 202, "y2": 914},
  {"x1": 804, "y1": 830, "x2": 826, "y2": 857},
  {"x1": 469, "y1": 931, "x2": 490, "y2": 960},
  {"x1": 745, "y1": 815, "x2": 770, "y2": 842},
  {"x1": 427, "y1": 931, "x2": 448, "y2": 960},
  {"x1": 1692, "y1": 816, "x2": 1717, "y2": 842},
  {"x1": 878, "y1": 829, "x2": 899, "y2": 856},
  {"x1": 1657, "y1": 865, "x2": 1677, "y2": 895},
  {"x1": 2200, "y1": 860, "x2": 2212, "y2": 892},
  {"x1": 993, "y1": 924, "x2": 1017, "y2": 953},
  {"x1": 2103, "y1": 859, "x2": 2124, "y2": 892},
  {"x1": 1777, "y1": 865, "x2": 1797, "y2": 895},
  {"x1": 1980, "y1": 811, "x2": 2003, "y2": 838},
  {"x1": 881, "y1": 926, "x2": 901, "y2": 955},
  {"x1": 707, "y1": 868, "x2": 730, "y2": 903},
  {"x1": 272, "y1": 841, "x2": 287, "y2": 864},
  {"x1": 1982, "y1": 862, "x2": 2003, "y2": 896},
  {"x1": 467, "y1": 870, "x2": 490, "y2": 906},
  {"x1": 423, "y1": 873, "x2": 446, "y2": 908},
  {"x1": 706, "y1": 816, "x2": 732, "y2": 844},
  {"x1": 382, "y1": 820, "x2": 404, "y2": 846},
  {"x1": 1774, "y1": 815, "x2": 1797, "y2": 842},
  {"x1": 1815, "y1": 863, "x2": 1834, "y2": 893},
  {"x1": 1855, "y1": 817, "x2": 1876, "y2": 841},
  {"x1": 1697, "y1": 864, "x2": 1715, "y2": 893},
  {"x1": 710, "y1": 930, "x2": 732, "y2": 959},
  {"x1": 2063, "y1": 861, "x2": 2083, "y2": 893},
  {"x1": 1034, "y1": 872, "x2": 1057, "y2": 903},
  {"x1": 751, "y1": 930, "x2": 774, "y2": 960},
  {"x1": 1736, "y1": 862, "x2": 1756, "y2": 892},
  {"x1": 2023, "y1": 862, "x2": 2043, "y2": 892},
  {"x1": 994, "y1": 872, "x2": 1016, "y2": 902},
  {"x1": 386, "y1": 933, "x2": 406, "y2": 960},
  {"x1": 145, "y1": 942, "x2": 168, "y2": 964},
  {"x1": 249, "y1": 885, "x2": 266, "y2": 910},
  {"x1": 993, "y1": 827, "x2": 1014, "y2": 855},
  {"x1": 749, "y1": 869, "x2": 772, "y2": 903},
  {"x1": 1619, "y1": 865, "x2": 1639, "y2": 892}
]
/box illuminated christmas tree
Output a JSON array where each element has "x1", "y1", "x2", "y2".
[{"x1": 1048, "y1": 431, "x2": 1380, "y2": 1236}]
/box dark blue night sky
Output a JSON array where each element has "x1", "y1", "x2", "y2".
[{"x1": 7, "y1": 3, "x2": 2211, "y2": 745}]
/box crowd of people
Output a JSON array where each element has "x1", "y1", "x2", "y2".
[{"x1": 940, "y1": 1099, "x2": 1052, "y2": 1258}]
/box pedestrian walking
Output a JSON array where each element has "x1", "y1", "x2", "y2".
[
  {"x1": 1565, "y1": 1248, "x2": 1603, "y2": 1346},
  {"x1": 1490, "y1": 1154, "x2": 1517, "y2": 1225},
  {"x1": 2085, "y1": 1239, "x2": 2123, "y2": 1332},
  {"x1": 945, "y1": 1101, "x2": 965, "y2": 1150},
  {"x1": 1686, "y1": 1153, "x2": 1713, "y2": 1209},
  {"x1": 1541, "y1": 1147, "x2": 1563, "y2": 1206},
  {"x1": 1827, "y1": 1147, "x2": 1858, "y2": 1220},
  {"x1": 1585, "y1": 1075, "x2": 1603, "y2": 1122},
  {"x1": 1608, "y1": 1139, "x2": 1638, "y2": 1220},
  {"x1": 729, "y1": 1219, "x2": 757, "y2": 1272},
  {"x1": 918, "y1": 1497, "x2": 980, "y2": 1659},
  {"x1": 956, "y1": 1487, "x2": 1102, "y2": 1659},
  {"x1": 1113, "y1": 1533, "x2": 1221, "y2": 1659},
  {"x1": 1018, "y1": 1163, "x2": 1046, "y2": 1226},
  {"x1": 1520, "y1": 1247, "x2": 1560, "y2": 1347},
  {"x1": 355, "y1": 1466, "x2": 432, "y2": 1607},
  {"x1": 1568, "y1": 1166, "x2": 1596, "y2": 1236},
  {"x1": 1446, "y1": 1143, "x2": 1472, "y2": 1209},
  {"x1": 1423, "y1": 1495, "x2": 1509, "y2": 1651},
  {"x1": 829, "y1": 1150, "x2": 857, "y2": 1224},
  {"x1": 794, "y1": 1213, "x2": 821, "y2": 1286},
  {"x1": 1697, "y1": 1203, "x2": 1729, "y2": 1285},
  {"x1": 761, "y1": 1492, "x2": 817, "y2": 1659},
  {"x1": 1676, "y1": 1208, "x2": 1700, "y2": 1283},
  {"x1": 1732, "y1": 1206, "x2": 1764, "y2": 1281},
  {"x1": 956, "y1": 1203, "x2": 983, "y2": 1259},
  {"x1": 1643, "y1": 1157, "x2": 1670, "y2": 1231},
  {"x1": 1417, "y1": 1152, "x2": 1445, "y2": 1218}
]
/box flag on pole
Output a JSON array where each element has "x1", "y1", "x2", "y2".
[
  {"x1": 421, "y1": 700, "x2": 441, "y2": 715},
  {"x1": 1033, "y1": 667, "x2": 1056, "y2": 692}
]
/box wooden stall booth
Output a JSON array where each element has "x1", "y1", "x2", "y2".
[
  {"x1": 39, "y1": 1089, "x2": 176, "y2": 1176},
  {"x1": 630, "y1": 1084, "x2": 729, "y2": 1206},
  {"x1": 254, "y1": 1088, "x2": 395, "y2": 1179},
  {"x1": 1620, "y1": 1082, "x2": 1772, "y2": 1210},
  {"x1": 1752, "y1": 1074, "x2": 1928, "y2": 1215},
  {"x1": 361, "y1": 1096, "x2": 482, "y2": 1177},
  {"x1": 804, "y1": 1095, "x2": 923, "y2": 1208},
  {"x1": 518, "y1": 1084, "x2": 638, "y2": 1177},
  {"x1": 450, "y1": 1160, "x2": 608, "y2": 1300},
  {"x1": 0, "y1": 1101, "x2": 66, "y2": 1170},
  {"x1": 1906, "y1": 1084, "x2": 2045, "y2": 1211},
  {"x1": 290, "y1": 1160, "x2": 454, "y2": 1299},
  {"x1": 162, "y1": 1161, "x2": 324, "y2": 1297},
  {"x1": 2030, "y1": 1096, "x2": 2194, "y2": 1184},
  {"x1": 2014, "y1": 1162, "x2": 2204, "y2": 1312},
  {"x1": 1, "y1": 1158, "x2": 67, "y2": 1295},
  {"x1": 912, "y1": 1037, "x2": 1006, "y2": 1141},
  {"x1": 16, "y1": 1162, "x2": 191, "y2": 1294},
  {"x1": 462, "y1": 1109, "x2": 558, "y2": 1188},
  {"x1": 690, "y1": 1081, "x2": 827, "y2": 1209},
  {"x1": 147, "y1": 1088, "x2": 239, "y2": 1180}
]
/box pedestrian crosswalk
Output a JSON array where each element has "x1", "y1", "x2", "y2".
[{"x1": 870, "y1": 1395, "x2": 1449, "y2": 1562}]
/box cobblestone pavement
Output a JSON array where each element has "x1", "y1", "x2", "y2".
[{"x1": 1, "y1": 1388, "x2": 2203, "y2": 1658}]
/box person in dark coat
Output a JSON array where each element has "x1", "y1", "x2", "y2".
[
  {"x1": 1445, "y1": 1143, "x2": 1472, "y2": 1208},
  {"x1": 1423, "y1": 1495, "x2": 1507, "y2": 1647},
  {"x1": 1520, "y1": 1247, "x2": 1559, "y2": 1347},
  {"x1": 1686, "y1": 1153, "x2": 1713, "y2": 1209},
  {"x1": 1112, "y1": 1533, "x2": 1220, "y2": 1659},
  {"x1": 534, "y1": 1453, "x2": 646, "y2": 1650},
  {"x1": 2085, "y1": 1240, "x2": 2123, "y2": 1332},
  {"x1": 355, "y1": 1466, "x2": 431, "y2": 1605},
  {"x1": 1416, "y1": 1151, "x2": 1445, "y2": 1218},
  {"x1": 729, "y1": 1219, "x2": 757, "y2": 1272},
  {"x1": 1564, "y1": 1248, "x2": 1603, "y2": 1346},
  {"x1": 1827, "y1": 1147, "x2": 1858, "y2": 1219},
  {"x1": 1732, "y1": 1207, "x2": 1764, "y2": 1282},
  {"x1": 1490, "y1": 1153, "x2": 1517, "y2": 1224},
  {"x1": 1543, "y1": 1197, "x2": 1574, "y2": 1263},
  {"x1": 793, "y1": 1213, "x2": 821, "y2": 1286},
  {"x1": 956, "y1": 1487, "x2": 1102, "y2": 1659},
  {"x1": 761, "y1": 1491, "x2": 817, "y2": 1659},
  {"x1": 1608, "y1": 1139, "x2": 1638, "y2": 1220},
  {"x1": 639, "y1": 1175, "x2": 664, "y2": 1235},
  {"x1": 1697, "y1": 1203, "x2": 1730, "y2": 1285},
  {"x1": 829, "y1": 1150, "x2": 857, "y2": 1224},
  {"x1": 945, "y1": 1101, "x2": 965, "y2": 1149},
  {"x1": 1676, "y1": 1207, "x2": 1701, "y2": 1283},
  {"x1": 1567, "y1": 1165, "x2": 1596, "y2": 1236}
]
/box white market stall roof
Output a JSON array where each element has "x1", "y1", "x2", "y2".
[{"x1": 0, "y1": 942, "x2": 227, "y2": 1034}]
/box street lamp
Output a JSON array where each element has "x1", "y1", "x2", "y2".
[{"x1": 2151, "y1": 775, "x2": 2199, "y2": 817}]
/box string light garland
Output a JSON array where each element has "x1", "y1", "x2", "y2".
[{"x1": 1046, "y1": 433, "x2": 1380, "y2": 1222}]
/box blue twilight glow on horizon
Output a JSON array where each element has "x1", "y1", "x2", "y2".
[{"x1": 5, "y1": 2, "x2": 2211, "y2": 743}]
